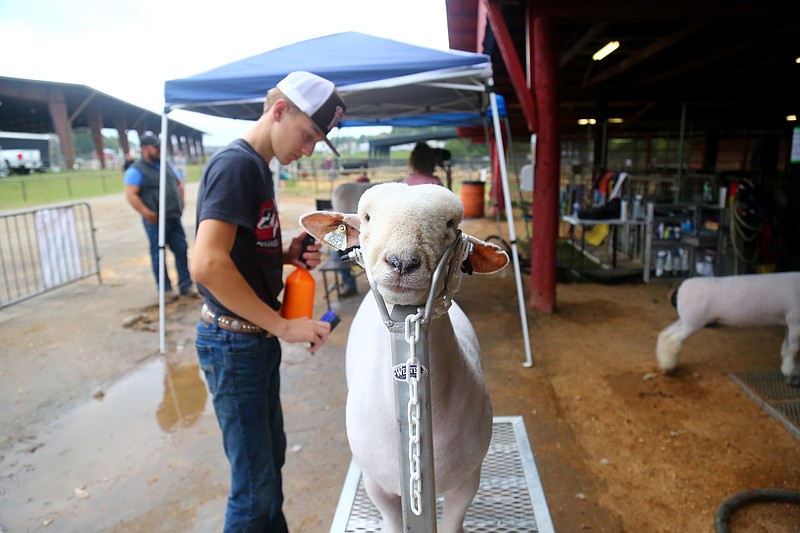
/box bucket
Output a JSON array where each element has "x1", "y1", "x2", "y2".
[{"x1": 461, "y1": 181, "x2": 485, "y2": 218}]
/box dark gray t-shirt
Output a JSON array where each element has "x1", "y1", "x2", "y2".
[{"x1": 195, "y1": 139, "x2": 284, "y2": 315}]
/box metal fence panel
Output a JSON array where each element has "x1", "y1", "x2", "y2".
[{"x1": 0, "y1": 202, "x2": 101, "y2": 308}]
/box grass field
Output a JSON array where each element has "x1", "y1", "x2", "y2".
[
  {"x1": 0, "y1": 165, "x2": 205, "y2": 211},
  {"x1": 0, "y1": 160, "x2": 492, "y2": 211}
]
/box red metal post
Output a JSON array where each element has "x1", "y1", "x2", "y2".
[
  {"x1": 489, "y1": 126, "x2": 505, "y2": 216},
  {"x1": 485, "y1": 0, "x2": 538, "y2": 132},
  {"x1": 530, "y1": 15, "x2": 560, "y2": 312}
]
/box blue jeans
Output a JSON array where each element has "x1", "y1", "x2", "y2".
[
  {"x1": 196, "y1": 318, "x2": 289, "y2": 533},
  {"x1": 143, "y1": 217, "x2": 192, "y2": 293}
]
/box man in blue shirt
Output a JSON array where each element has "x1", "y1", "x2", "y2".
[{"x1": 124, "y1": 134, "x2": 193, "y2": 297}]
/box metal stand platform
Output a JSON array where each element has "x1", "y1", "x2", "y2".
[
  {"x1": 329, "y1": 416, "x2": 555, "y2": 533},
  {"x1": 730, "y1": 370, "x2": 800, "y2": 441}
]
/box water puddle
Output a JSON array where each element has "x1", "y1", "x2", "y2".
[{"x1": 0, "y1": 356, "x2": 210, "y2": 530}]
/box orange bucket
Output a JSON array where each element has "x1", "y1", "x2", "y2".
[{"x1": 461, "y1": 181, "x2": 485, "y2": 218}]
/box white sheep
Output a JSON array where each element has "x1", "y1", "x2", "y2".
[
  {"x1": 300, "y1": 182, "x2": 509, "y2": 533},
  {"x1": 656, "y1": 272, "x2": 800, "y2": 386}
]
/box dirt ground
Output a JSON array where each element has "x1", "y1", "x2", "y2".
[{"x1": 1, "y1": 183, "x2": 798, "y2": 533}]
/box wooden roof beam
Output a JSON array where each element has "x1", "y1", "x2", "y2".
[
  {"x1": 642, "y1": 19, "x2": 800, "y2": 85},
  {"x1": 586, "y1": 20, "x2": 707, "y2": 87},
  {"x1": 561, "y1": 22, "x2": 608, "y2": 67}
]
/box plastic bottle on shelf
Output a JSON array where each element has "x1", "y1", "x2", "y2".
[
  {"x1": 703, "y1": 255, "x2": 714, "y2": 277},
  {"x1": 702, "y1": 181, "x2": 712, "y2": 203},
  {"x1": 664, "y1": 250, "x2": 673, "y2": 276},
  {"x1": 679, "y1": 248, "x2": 690, "y2": 273},
  {"x1": 632, "y1": 195, "x2": 643, "y2": 219},
  {"x1": 655, "y1": 250, "x2": 666, "y2": 277}
]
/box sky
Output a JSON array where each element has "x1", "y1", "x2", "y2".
[{"x1": 0, "y1": 0, "x2": 451, "y2": 146}]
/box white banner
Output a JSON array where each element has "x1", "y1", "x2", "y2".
[{"x1": 34, "y1": 207, "x2": 82, "y2": 288}]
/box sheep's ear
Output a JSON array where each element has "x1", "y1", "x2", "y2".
[
  {"x1": 299, "y1": 211, "x2": 361, "y2": 250},
  {"x1": 465, "y1": 235, "x2": 509, "y2": 274}
]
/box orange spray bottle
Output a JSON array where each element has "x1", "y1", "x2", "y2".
[{"x1": 281, "y1": 234, "x2": 316, "y2": 319}]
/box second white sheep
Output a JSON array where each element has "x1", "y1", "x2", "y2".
[{"x1": 656, "y1": 272, "x2": 800, "y2": 386}]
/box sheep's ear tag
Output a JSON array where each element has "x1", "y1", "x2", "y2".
[{"x1": 324, "y1": 224, "x2": 347, "y2": 251}]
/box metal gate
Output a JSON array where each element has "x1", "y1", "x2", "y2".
[{"x1": 0, "y1": 202, "x2": 101, "y2": 308}]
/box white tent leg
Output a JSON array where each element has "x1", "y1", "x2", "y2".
[
  {"x1": 158, "y1": 112, "x2": 169, "y2": 354},
  {"x1": 489, "y1": 87, "x2": 533, "y2": 367}
]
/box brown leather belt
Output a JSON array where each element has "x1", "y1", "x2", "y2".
[{"x1": 201, "y1": 304, "x2": 272, "y2": 336}]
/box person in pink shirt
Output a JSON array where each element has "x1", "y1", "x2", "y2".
[{"x1": 403, "y1": 142, "x2": 443, "y2": 186}]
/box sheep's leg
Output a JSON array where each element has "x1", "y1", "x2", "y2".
[
  {"x1": 656, "y1": 320, "x2": 686, "y2": 372},
  {"x1": 780, "y1": 321, "x2": 800, "y2": 387},
  {"x1": 438, "y1": 467, "x2": 482, "y2": 533},
  {"x1": 362, "y1": 476, "x2": 403, "y2": 533}
]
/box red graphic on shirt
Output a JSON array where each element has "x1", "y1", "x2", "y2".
[{"x1": 255, "y1": 200, "x2": 281, "y2": 253}]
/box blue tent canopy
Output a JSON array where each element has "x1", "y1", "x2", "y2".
[
  {"x1": 164, "y1": 31, "x2": 494, "y2": 126},
  {"x1": 340, "y1": 95, "x2": 506, "y2": 128}
]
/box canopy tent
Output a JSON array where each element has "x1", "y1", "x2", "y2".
[
  {"x1": 159, "y1": 31, "x2": 531, "y2": 366},
  {"x1": 165, "y1": 32, "x2": 491, "y2": 124}
]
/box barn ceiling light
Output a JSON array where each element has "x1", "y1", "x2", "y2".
[
  {"x1": 593, "y1": 41, "x2": 620, "y2": 61},
  {"x1": 577, "y1": 118, "x2": 597, "y2": 125},
  {"x1": 609, "y1": 117, "x2": 624, "y2": 124},
  {"x1": 787, "y1": 115, "x2": 797, "y2": 121}
]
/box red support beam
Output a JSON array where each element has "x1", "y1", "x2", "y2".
[
  {"x1": 488, "y1": 132, "x2": 504, "y2": 215},
  {"x1": 529, "y1": 15, "x2": 560, "y2": 312},
  {"x1": 46, "y1": 91, "x2": 75, "y2": 171},
  {"x1": 484, "y1": 0, "x2": 538, "y2": 132},
  {"x1": 88, "y1": 109, "x2": 106, "y2": 170},
  {"x1": 115, "y1": 117, "x2": 130, "y2": 158}
]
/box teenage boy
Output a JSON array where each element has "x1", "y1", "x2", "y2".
[{"x1": 192, "y1": 71, "x2": 346, "y2": 532}]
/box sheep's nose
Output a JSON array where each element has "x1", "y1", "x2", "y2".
[{"x1": 386, "y1": 254, "x2": 420, "y2": 275}]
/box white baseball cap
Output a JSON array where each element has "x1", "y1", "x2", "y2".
[{"x1": 277, "y1": 71, "x2": 346, "y2": 157}]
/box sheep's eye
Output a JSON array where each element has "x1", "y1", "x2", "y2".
[
  {"x1": 446, "y1": 219, "x2": 455, "y2": 228},
  {"x1": 364, "y1": 214, "x2": 371, "y2": 222}
]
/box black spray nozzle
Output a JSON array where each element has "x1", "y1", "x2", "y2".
[{"x1": 299, "y1": 234, "x2": 316, "y2": 265}]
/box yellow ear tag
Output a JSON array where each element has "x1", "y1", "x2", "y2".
[{"x1": 323, "y1": 224, "x2": 348, "y2": 251}]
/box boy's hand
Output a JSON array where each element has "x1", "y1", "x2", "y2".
[{"x1": 289, "y1": 233, "x2": 322, "y2": 269}]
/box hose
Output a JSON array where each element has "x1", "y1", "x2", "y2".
[
  {"x1": 730, "y1": 206, "x2": 762, "y2": 261},
  {"x1": 714, "y1": 488, "x2": 800, "y2": 532}
]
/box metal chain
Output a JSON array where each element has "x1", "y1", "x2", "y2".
[{"x1": 404, "y1": 309, "x2": 423, "y2": 516}]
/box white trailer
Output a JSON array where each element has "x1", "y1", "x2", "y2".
[{"x1": 0, "y1": 131, "x2": 62, "y2": 171}]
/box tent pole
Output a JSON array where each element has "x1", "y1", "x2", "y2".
[
  {"x1": 489, "y1": 85, "x2": 533, "y2": 367},
  {"x1": 158, "y1": 110, "x2": 169, "y2": 354}
]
